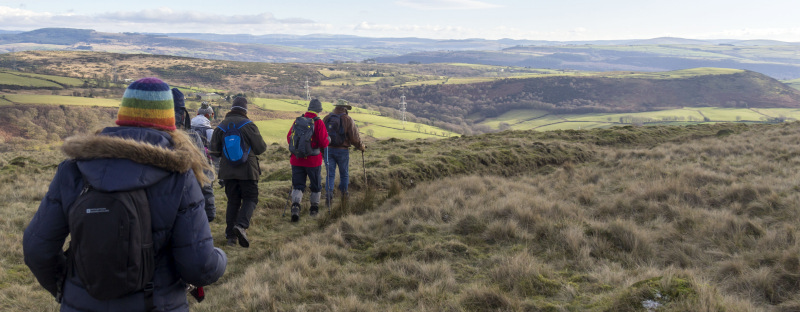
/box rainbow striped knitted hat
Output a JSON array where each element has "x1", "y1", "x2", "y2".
[{"x1": 116, "y1": 77, "x2": 176, "y2": 131}]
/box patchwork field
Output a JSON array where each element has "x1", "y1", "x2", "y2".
[{"x1": 479, "y1": 107, "x2": 800, "y2": 131}]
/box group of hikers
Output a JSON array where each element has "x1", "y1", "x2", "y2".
[{"x1": 21, "y1": 77, "x2": 365, "y2": 311}]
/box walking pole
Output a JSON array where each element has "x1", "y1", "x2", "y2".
[
  {"x1": 325, "y1": 147, "x2": 332, "y2": 213},
  {"x1": 283, "y1": 188, "x2": 290, "y2": 217},
  {"x1": 361, "y1": 150, "x2": 367, "y2": 186}
]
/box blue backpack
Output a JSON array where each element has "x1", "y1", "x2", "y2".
[{"x1": 218, "y1": 120, "x2": 252, "y2": 166}]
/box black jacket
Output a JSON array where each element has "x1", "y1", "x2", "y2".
[{"x1": 209, "y1": 111, "x2": 268, "y2": 180}]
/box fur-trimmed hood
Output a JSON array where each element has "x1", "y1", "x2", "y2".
[{"x1": 61, "y1": 127, "x2": 210, "y2": 190}]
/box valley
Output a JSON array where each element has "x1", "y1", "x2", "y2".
[{"x1": 3, "y1": 46, "x2": 800, "y2": 311}]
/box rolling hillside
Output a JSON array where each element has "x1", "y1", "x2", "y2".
[
  {"x1": 3, "y1": 28, "x2": 800, "y2": 81},
  {"x1": 358, "y1": 69, "x2": 800, "y2": 129},
  {"x1": 0, "y1": 28, "x2": 350, "y2": 63},
  {"x1": 3, "y1": 51, "x2": 800, "y2": 136},
  {"x1": 376, "y1": 43, "x2": 800, "y2": 80}
]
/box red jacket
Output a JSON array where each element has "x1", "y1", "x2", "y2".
[{"x1": 287, "y1": 112, "x2": 329, "y2": 167}]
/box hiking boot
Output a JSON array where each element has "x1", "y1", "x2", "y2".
[
  {"x1": 226, "y1": 237, "x2": 237, "y2": 247},
  {"x1": 233, "y1": 225, "x2": 250, "y2": 248},
  {"x1": 310, "y1": 205, "x2": 319, "y2": 217},
  {"x1": 291, "y1": 203, "x2": 300, "y2": 222}
]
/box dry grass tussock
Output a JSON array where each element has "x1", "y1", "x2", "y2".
[
  {"x1": 0, "y1": 149, "x2": 63, "y2": 312},
  {"x1": 199, "y1": 123, "x2": 800, "y2": 311},
  {"x1": 6, "y1": 122, "x2": 800, "y2": 311}
]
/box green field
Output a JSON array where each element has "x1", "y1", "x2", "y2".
[
  {"x1": 607, "y1": 68, "x2": 745, "y2": 79},
  {"x1": 478, "y1": 109, "x2": 550, "y2": 128},
  {"x1": 253, "y1": 112, "x2": 456, "y2": 143},
  {"x1": 254, "y1": 119, "x2": 295, "y2": 144},
  {"x1": 319, "y1": 77, "x2": 381, "y2": 86},
  {"x1": 535, "y1": 121, "x2": 611, "y2": 131},
  {"x1": 0, "y1": 70, "x2": 86, "y2": 88},
  {"x1": 249, "y1": 97, "x2": 455, "y2": 142},
  {"x1": 250, "y1": 98, "x2": 311, "y2": 112},
  {"x1": 318, "y1": 69, "x2": 349, "y2": 77},
  {"x1": 784, "y1": 78, "x2": 800, "y2": 90},
  {"x1": 351, "y1": 112, "x2": 457, "y2": 139},
  {"x1": 0, "y1": 72, "x2": 63, "y2": 88},
  {"x1": 479, "y1": 107, "x2": 800, "y2": 131},
  {"x1": 1, "y1": 94, "x2": 119, "y2": 107},
  {"x1": 749, "y1": 108, "x2": 800, "y2": 120},
  {"x1": 12, "y1": 72, "x2": 85, "y2": 86}
]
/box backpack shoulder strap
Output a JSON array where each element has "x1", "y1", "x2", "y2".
[{"x1": 237, "y1": 120, "x2": 253, "y2": 129}]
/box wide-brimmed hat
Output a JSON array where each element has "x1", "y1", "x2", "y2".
[{"x1": 334, "y1": 99, "x2": 352, "y2": 110}]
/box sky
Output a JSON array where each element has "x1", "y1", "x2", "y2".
[{"x1": 1, "y1": 0, "x2": 800, "y2": 42}]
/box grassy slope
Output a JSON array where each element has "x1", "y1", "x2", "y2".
[
  {"x1": 7, "y1": 122, "x2": 800, "y2": 311},
  {"x1": 200, "y1": 122, "x2": 800, "y2": 311},
  {"x1": 0, "y1": 95, "x2": 119, "y2": 107},
  {"x1": 248, "y1": 98, "x2": 458, "y2": 142},
  {"x1": 0, "y1": 70, "x2": 85, "y2": 88}
]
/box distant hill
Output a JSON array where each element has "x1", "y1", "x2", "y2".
[
  {"x1": 376, "y1": 44, "x2": 800, "y2": 80},
  {"x1": 0, "y1": 28, "x2": 365, "y2": 63},
  {"x1": 355, "y1": 69, "x2": 800, "y2": 126},
  {"x1": 2, "y1": 50, "x2": 799, "y2": 135},
  {"x1": 3, "y1": 28, "x2": 800, "y2": 79}
]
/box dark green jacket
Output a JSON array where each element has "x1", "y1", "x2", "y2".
[{"x1": 209, "y1": 111, "x2": 267, "y2": 180}]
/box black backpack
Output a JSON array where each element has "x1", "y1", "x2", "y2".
[
  {"x1": 67, "y1": 177, "x2": 156, "y2": 309},
  {"x1": 289, "y1": 115, "x2": 321, "y2": 158},
  {"x1": 325, "y1": 113, "x2": 346, "y2": 147}
]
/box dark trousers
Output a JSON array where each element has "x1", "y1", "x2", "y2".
[
  {"x1": 224, "y1": 179, "x2": 258, "y2": 239},
  {"x1": 292, "y1": 165, "x2": 322, "y2": 192}
]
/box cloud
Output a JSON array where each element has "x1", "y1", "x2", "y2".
[
  {"x1": 395, "y1": 0, "x2": 501, "y2": 10},
  {"x1": 98, "y1": 8, "x2": 314, "y2": 25},
  {"x1": 353, "y1": 21, "x2": 469, "y2": 37},
  {"x1": 0, "y1": 6, "x2": 315, "y2": 32}
]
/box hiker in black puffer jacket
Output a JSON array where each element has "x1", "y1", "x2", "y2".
[{"x1": 209, "y1": 97, "x2": 267, "y2": 248}]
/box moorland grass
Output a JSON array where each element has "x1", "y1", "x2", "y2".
[{"x1": 4, "y1": 122, "x2": 800, "y2": 311}]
